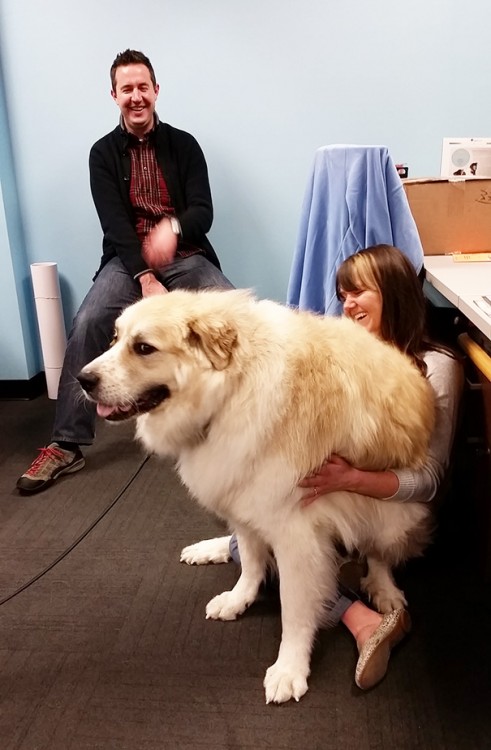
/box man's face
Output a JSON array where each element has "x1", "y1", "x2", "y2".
[{"x1": 111, "y1": 63, "x2": 159, "y2": 136}]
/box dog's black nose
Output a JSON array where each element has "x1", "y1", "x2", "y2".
[{"x1": 77, "y1": 370, "x2": 100, "y2": 394}]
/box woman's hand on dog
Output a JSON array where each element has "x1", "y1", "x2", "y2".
[
  {"x1": 299, "y1": 454, "x2": 400, "y2": 506},
  {"x1": 299, "y1": 455, "x2": 356, "y2": 506}
]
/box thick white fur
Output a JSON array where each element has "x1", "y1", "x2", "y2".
[{"x1": 79, "y1": 289, "x2": 435, "y2": 704}]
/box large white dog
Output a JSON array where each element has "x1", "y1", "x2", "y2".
[{"x1": 78, "y1": 289, "x2": 434, "y2": 704}]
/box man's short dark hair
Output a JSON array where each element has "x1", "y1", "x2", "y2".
[{"x1": 110, "y1": 49, "x2": 156, "y2": 90}]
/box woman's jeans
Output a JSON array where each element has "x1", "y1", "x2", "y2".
[
  {"x1": 52, "y1": 255, "x2": 234, "y2": 445},
  {"x1": 229, "y1": 534, "x2": 359, "y2": 624}
]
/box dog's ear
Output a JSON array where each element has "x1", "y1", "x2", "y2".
[{"x1": 187, "y1": 318, "x2": 238, "y2": 370}]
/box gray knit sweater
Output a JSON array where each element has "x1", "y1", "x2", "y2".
[{"x1": 390, "y1": 349, "x2": 464, "y2": 503}]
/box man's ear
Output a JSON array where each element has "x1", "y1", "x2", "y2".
[{"x1": 187, "y1": 318, "x2": 238, "y2": 370}]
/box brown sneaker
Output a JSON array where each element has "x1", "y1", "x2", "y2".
[{"x1": 16, "y1": 443, "x2": 85, "y2": 494}]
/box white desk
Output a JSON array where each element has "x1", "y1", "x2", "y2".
[
  {"x1": 424, "y1": 256, "x2": 491, "y2": 340},
  {"x1": 425, "y1": 256, "x2": 491, "y2": 581}
]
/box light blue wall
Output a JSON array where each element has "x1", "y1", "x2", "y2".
[
  {"x1": 0, "y1": 52, "x2": 40, "y2": 378},
  {"x1": 0, "y1": 185, "x2": 32, "y2": 379},
  {"x1": 1, "y1": 0, "x2": 491, "y2": 380}
]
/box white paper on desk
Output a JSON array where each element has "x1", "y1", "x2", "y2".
[{"x1": 30, "y1": 262, "x2": 67, "y2": 399}]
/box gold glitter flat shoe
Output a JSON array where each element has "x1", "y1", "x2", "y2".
[{"x1": 355, "y1": 608, "x2": 411, "y2": 690}]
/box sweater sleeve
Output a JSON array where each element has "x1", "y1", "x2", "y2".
[
  {"x1": 89, "y1": 138, "x2": 150, "y2": 279},
  {"x1": 387, "y1": 350, "x2": 464, "y2": 503},
  {"x1": 174, "y1": 133, "x2": 214, "y2": 243}
]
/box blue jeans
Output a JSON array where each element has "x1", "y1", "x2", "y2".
[{"x1": 52, "y1": 254, "x2": 234, "y2": 445}]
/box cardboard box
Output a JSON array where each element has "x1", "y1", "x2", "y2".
[{"x1": 403, "y1": 178, "x2": 491, "y2": 255}]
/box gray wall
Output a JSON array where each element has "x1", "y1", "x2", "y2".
[{"x1": 2, "y1": 0, "x2": 491, "y2": 380}]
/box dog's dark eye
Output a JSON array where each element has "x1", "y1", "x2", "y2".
[{"x1": 134, "y1": 342, "x2": 157, "y2": 356}]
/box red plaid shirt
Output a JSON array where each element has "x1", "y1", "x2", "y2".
[{"x1": 128, "y1": 129, "x2": 202, "y2": 258}]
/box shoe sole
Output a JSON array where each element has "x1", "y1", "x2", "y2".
[{"x1": 355, "y1": 609, "x2": 411, "y2": 690}]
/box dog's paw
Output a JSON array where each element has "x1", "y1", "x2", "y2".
[
  {"x1": 372, "y1": 589, "x2": 408, "y2": 614},
  {"x1": 205, "y1": 591, "x2": 250, "y2": 621},
  {"x1": 180, "y1": 536, "x2": 232, "y2": 565},
  {"x1": 263, "y1": 662, "x2": 309, "y2": 704},
  {"x1": 361, "y1": 576, "x2": 407, "y2": 614}
]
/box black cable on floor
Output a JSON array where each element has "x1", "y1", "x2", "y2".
[{"x1": 0, "y1": 454, "x2": 150, "y2": 608}]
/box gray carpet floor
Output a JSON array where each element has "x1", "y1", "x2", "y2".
[{"x1": 0, "y1": 395, "x2": 489, "y2": 749}]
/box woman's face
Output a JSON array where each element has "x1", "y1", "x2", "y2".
[{"x1": 339, "y1": 286, "x2": 383, "y2": 336}]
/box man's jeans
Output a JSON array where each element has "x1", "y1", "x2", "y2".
[{"x1": 52, "y1": 255, "x2": 234, "y2": 445}]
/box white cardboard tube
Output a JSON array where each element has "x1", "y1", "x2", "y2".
[{"x1": 30, "y1": 262, "x2": 67, "y2": 399}]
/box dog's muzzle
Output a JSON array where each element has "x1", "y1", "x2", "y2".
[{"x1": 77, "y1": 370, "x2": 170, "y2": 421}]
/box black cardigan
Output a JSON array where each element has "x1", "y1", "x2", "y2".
[{"x1": 89, "y1": 121, "x2": 221, "y2": 279}]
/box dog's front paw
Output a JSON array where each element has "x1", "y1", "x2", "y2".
[
  {"x1": 361, "y1": 576, "x2": 407, "y2": 614},
  {"x1": 205, "y1": 591, "x2": 250, "y2": 621},
  {"x1": 372, "y1": 589, "x2": 408, "y2": 614},
  {"x1": 263, "y1": 661, "x2": 309, "y2": 704},
  {"x1": 180, "y1": 536, "x2": 232, "y2": 565}
]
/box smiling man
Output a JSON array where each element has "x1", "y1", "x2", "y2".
[
  {"x1": 16, "y1": 49, "x2": 234, "y2": 494},
  {"x1": 111, "y1": 58, "x2": 159, "y2": 138}
]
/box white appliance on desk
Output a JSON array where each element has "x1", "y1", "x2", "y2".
[{"x1": 441, "y1": 137, "x2": 491, "y2": 179}]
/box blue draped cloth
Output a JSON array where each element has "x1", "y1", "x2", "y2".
[{"x1": 287, "y1": 145, "x2": 424, "y2": 316}]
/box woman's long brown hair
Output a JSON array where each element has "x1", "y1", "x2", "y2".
[{"x1": 336, "y1": 244, "x2": 449, "y2": 374}]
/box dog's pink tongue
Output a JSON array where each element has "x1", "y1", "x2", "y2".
[{"x1": 97, "y1": 403, "x2": 118, "y2": 418}]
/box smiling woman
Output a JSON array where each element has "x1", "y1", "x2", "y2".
[
  {"x1": 338, "y1": 287, "x2": 382, "y2": 335},
  {"x1": 335, "y1": 244, "x2": 428, "y2": 373}
]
